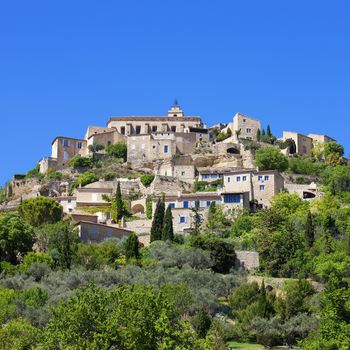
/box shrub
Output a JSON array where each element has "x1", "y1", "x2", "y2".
[
  {"x1": 74, "y1": 172, "x2": 99, "y2": 187},
  {"x1": 106, "y1": 142, "x2": 127, "y2": 161},
  {"x1": 288, "y1": 157, "x2": 324, "y2": 176},
  {"x1": 140, "y1": 174, "x2": 155, "y2": 187},
  {"x1": 46, "y1": 169, "x2": 63, "y2": 180},
  {"x1": 18, "y1": 197, "x2": 63, "y2": 227},
  {"x1": 25, "y1": 164, "x2": 41, "y2": 179},
  {"x1": 69, "y1": 156, "x2": 92, "y2": 168},
  {"x1": 255, "y1": 147, "x2": 289, "y2": 172}
]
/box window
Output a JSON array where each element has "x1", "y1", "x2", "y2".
[
  {"x1": 131, "y1": 144, "x2": 136, "y2": 150},
  {"x1": 260, "y1": 185, "x2": 265, "y2": 191},
  {"x1": 203, "y1": 174, "x2": 210, "y2": 179},
  {"x1": 243, "y1": 118, "x2": 246, "y2": 122},
  {"x1": 62, "y1": 139, "x2": 70, "y2": 147},
  {"x1": 181, "y1": 171, "x2": 185, "y2": 176},
  {"x1": 236, "y1": 176, "x2": 241, "y2": 182},
  {"x1": 179, "y1": 216, "x2": 186, "y2": 223},
  {"x1": 206, "y1": 201, "x2": 211, "y2": 207},
  {"x1": 164, "y1": 145, "x2": 169, "y2": 154},
  {"x1": 153, "y1": 145, "x2": 156, "y2": 149},
  {"x1": 223, "y1": 194, "x2": 241, "y2": 203},
  {"x1": 246, "y1": 128, "x2": 252, "y2": 133},
  {"x1": 169, "y1": 203, "x2": 175, "y2": 209},
  {"x1": 68, "y1": 208, "x2": 73, "y2": 213},
  {"x1": 227, "y1": 177, "x2": 231, "y2": 183},
  {"x1": 76, "y1": 141, "x2": 83, "y2": 149},
  {"x1": 303, "y1": 146, "x2": 307, "y2": 154},
  {"x1": 171, "y1": 126, "x2": 176, "y2": 132},
  {"x1": 120, "y1": 127, "x2": 125, "y2": 135},
  {"x1": 264, "y1": 175, "x2": 269, "y2": 181},
  {"x1": 258, "y1": 175, "x2": 263, "y2": 181},
  {"x1": 152, "y1": 126, "x2": 157, "y2": 132},
  {"x1": 63, "y1": 151, "x2": 69, "y2": 160},
  {"x1": 242, "y1": 176, "x2": 247, "y2": 182},
  {"x1": 183, "y1": 201, "x2": 189, "y2": 209},
  {"x1": 141, "y1": 144, "x2": 145, "y2": 149},
  {"x1": 135, "y1": 126, "x2": 141, "y2": 134},
  {"x1": 68, "y1": 199, "x2": 71, "y2": 203}
]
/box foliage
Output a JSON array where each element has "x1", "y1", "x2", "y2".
[
  {"x1": 150, "y1": 199, "x2": 165, "y2": 242},
  {"x1": 25, "y1": 163, "x2": 41, "y2": 179},
  {"x1": 39, "y1": 283, "x2": 196, "y2": 350},
  {"x1": 111, "y1": 182, "x2": 124, "y2": 223},
  {"x1": 21, "y1": 252, "x2": 53, "y2": 271},
  {"x1": 76, "y1": 241, "x2": 121, "y2": 269},
  {"x1": 162, "y1": 205, "x2": 174, "y2": 241},
  {"x1": 74, "y1": 171, "x2": 99, "y2": 187},
  {"x1": 18, "y1": 197, "x2": 63, "y2": 227},
  {"x1": 45, "y1": 169, "x2": 63, "y2": 180},
  {"x1": 194, "y1": 179, "x2": 223, "y2": 192},
  {"x1": 216, "y1": 128, "x2": 232, "y2": 142},
  {"x1": 324, "y1": 141, "x2": 344, "y2": 165},
  {"x1": 0, "y1": 213, "x2": 34, "y2": 264},
  {"x1": 255, "y1": 147, "x2": 289, "y2": 172},
  {"x1": 288, "y1": 156, "x2": 325, "y2": 176},
  {"x1": 140, "y1": 173, "x2": 155, "y2": 187},
  {"x1": 88, "y1": 143, "x2": 105, "y2": 154},
  {"x1": 106, "y1": 142, "x2": 127, "y2": 161},
  {"x1": 146, "y1": 199, "x2": 153, "y2": 219},
  {"x1": 190, "y1": 200, "x2": 204, "y2": 236},
  {"x1": 0, "y1": 318, "x2": 41, "y2": 350},
  {"x1": 125, "y1": 233, "x2": 140, "y2": 261},
  {"x1": 192, "y1": 236, "x2": 236, "y2": 274},
  {"x1": 69, "y1": 155, "x2": 93, "y2": 168},
  {"x1": 206, "y1": 202, "x2": 231, "y2": 235}
]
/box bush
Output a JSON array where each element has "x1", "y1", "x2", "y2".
[
  {"x1": 18, "y1": 197, "x2": 63, "y2": 227},
  {"x1": 140, "y1": 174, "x2": 155, "y2": 187},
  {"x1": 288, "y1": 157, "x2": 324, "y2": 176},
  {"x1": 106, "y1": 142, "x2": 127, "y2": 161},
  {"x1": 74, "y1": 172, "x2": 99, "y2": 187},
  {"x1": 46, "y1": 169, "x2": 63, "y2": 180},
  {"x1": 255, "y1": 147, "x2": 289, "y2": 172},
  {"x1": 69, "y1": 156, "x2": 92, "y2": 168},
  {"x1": 25, "y1": 164, "x2": 41, "y2": 179}
]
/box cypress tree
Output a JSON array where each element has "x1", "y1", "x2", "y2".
[
  {"x1": 256, "y1": 128, "x2": 261, "y2": 141},
  {"x1": 115, "y1": 181, "x2": 123, "y2": 222},
  {"x1": 266, "y1": 124, "x2": 272, "y2": 138},
  {"x1": 125, "y1": 233, "x2": 140, "y2": 260},
  {"x1": 162, "y1": 205, "x2": 174, "y2": 241},
  {"x1": 191, "y1": 200, "x2": 203, "y2": 236},
  {"x1": 305, "y1": 211, "x2": 315, "y2": 248},
  {"x1": 261, "y1": 128, "x2": 266, "y2": 137},
  {"x1": 150, "y1": 199, "x2": 164, "y2": 242},
  {"x1": 257, "y1": 280, "x2": 267, "y2": 318}
]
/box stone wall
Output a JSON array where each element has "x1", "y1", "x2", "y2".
[{"x1": 235, "y1": 250, "x2": 259, "y2": 271}]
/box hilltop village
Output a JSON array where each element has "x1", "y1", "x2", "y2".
[{"x1": 3, "y1": 102, "x2": 337, "y2": 247}]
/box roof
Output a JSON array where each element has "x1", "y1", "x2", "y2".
[
  {"x1": 234, "y1": 112, "x2": 260, "y2": 123},
  {"x1": 198, "y1": 167, "x2": 256, "y2": 174},
  {"x1": 107, "y1": 116, "x2": 201, "y2": 124},
  {"x1": 51, "y1": 136, "x2": 86, "y2": 145},
  {"x1": 76, "y1": 220, "x2": 133, "y2": 234}
]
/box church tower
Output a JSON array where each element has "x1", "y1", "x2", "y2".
[{"x1": 167, "y1": 99, "x2": 184, "y2": 117}]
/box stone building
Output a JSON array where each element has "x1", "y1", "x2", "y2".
[
  {"x1": 307, "y1": 133, "x2": 336, "y2": 144},
  {"x1": 86, "y1": 128, "x2": 126, "y2": 149},
  {"x1": 232, "y1": 113, "x2": 261, "y2": 141},
  {"x1": 76, "y1": 221, "x2": 132, "y2": 243},
  {"x1": 156, "y1": 156, "x2": 196, "y2": 184},
  {"x1": 223, "y1": 169, "x2": 284, "y2": 207},
  {"x1": 282, "y1": 131, "x2": 313, "y2": 157},
  {"x1": 152, "y1": 191, "x2": 250, "y2": 232},
  {"x1": 107, "y1": 103, "x2": 202, "y2": 135}
]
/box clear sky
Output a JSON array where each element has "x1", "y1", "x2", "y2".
[{"x1": 1, "y1": 1, "x2": 349, "y2": 185}]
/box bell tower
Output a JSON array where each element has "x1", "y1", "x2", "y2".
[{"x1": 167, "y1": 99, "x2": 184, "y2": 117}]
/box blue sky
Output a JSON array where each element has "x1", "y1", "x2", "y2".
[{"x1": 1, "y1": 1, "x2": 349, "y2": 185}]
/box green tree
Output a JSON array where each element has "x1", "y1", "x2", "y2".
[
  {"x1": 256, "y1": 128, "x2": 261, "y2": 141},
  {"x1": 150, "y1": 199, "x2": 165, "y2": 242},
  {"x1": 255, "y1": 147, "x2": 289, "y2": 172},
  {"x1": 193, "y1": 310, "x2": 212, "y2": 338},
  {"x1": 106, "y1": 142, "x2": 127, "y2": 161},
  {"x1": 266, "y1": 124, "x2": 272, "y2": 138},
  {"x1": 162, "y1": 205, "x2": 174, "y2": 241},
  {"x1": 69, "y1": 155, "x2": 92, "y2": 168},
  {"x1": 190, "y1": 200, "x2": 203, "y2": 236},
  {"x1": 125, "y1": 233, "x2": 140, "y2": 261},
  {"x1": 0, "y1": 213, "x2": 34, "y2": 264},
  {"x1": 140, "y1": 173, "x2": 155, "y2": 187},
  {"x1": 146, "y1": 199, "x2": 153, "y2": 219},
  {"x1": 305, "y1": 211, "x2": 315, "y2": 248},
  {"x1": 324, "y1": 141, "x2": 344, "y2": 165},
  {"x1": 18, "y1": 197, "x2": 63, "y2": 227},
  {"x1": 111, "y1": 182, "x2": 124, "y2": 223}
]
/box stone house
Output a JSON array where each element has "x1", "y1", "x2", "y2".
[
  {"x1": 223, "y1": 169, "x2": 284, "y2": 207},
  {"x1": 76, "y1": 221, "x2": 132, "y2": 243},
  {"x1": 231, "y1": 113, "x2": 261, "y2": 141},
  {"x1": 152, "y1": 191, "x2": 250, "y2": 232},
  {"x1": 307, "y1": 133, "x2": 336, "y2": 144},
  {"x1": 282, "y1": 131, "x2": 313, "y2": 157},
  {"x1": 86, "y1": 129, "x2": 126, "y2": 149},
  {"x1": 56, "y1": 196, "x2": 76, "y2": 213},
  {"x1": 156, "y1": 156, "x2": 196, "y2": 184},
  {"x1": 75, "y1": 186, "x2": 112, "y2": 207}
]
